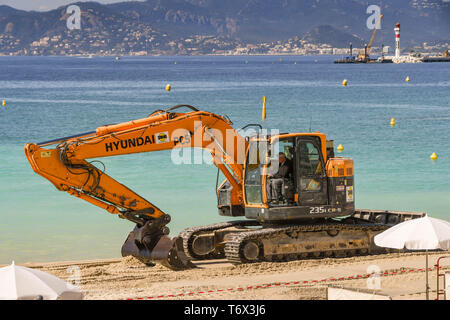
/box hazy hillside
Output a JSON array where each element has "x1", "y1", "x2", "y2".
[
  {"x1": 301, "y1": 25, "x2": 365, "y2": 48},
  {"x1": 109, "y1": 0, "x2": 450, "y2": 43},
  {"x1": 0, "y1": 0, "x2": 448, "y2": 55}
]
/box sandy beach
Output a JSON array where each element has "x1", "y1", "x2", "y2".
[{"x1": 6, "y1": 251, "x2": 448, "y2": 300}]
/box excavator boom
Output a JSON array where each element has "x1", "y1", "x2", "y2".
[
  {"x1": 367, "y1": 14, "x2": 384, "y2": 56},
  {"x1": 357, "y1": 14, "x2": 383, "y2": 61},
  {"x1": 25, "y1": 105, "x2": 247, "y2": 270}
]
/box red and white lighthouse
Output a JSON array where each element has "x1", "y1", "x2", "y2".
[{"x1": 394, "y1": 23, "x2": 401, "y2": 58}]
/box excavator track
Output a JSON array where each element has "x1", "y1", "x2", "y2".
[
  {"x1": 224, "y1": 221, "x2": 391, "y2": 264},
  {"x1": 180, "y1": 220, "x2": 260, "y2": 260},
  {"x1": 179, "y1": 218, "x2": 395, "y2": 265},
  {"x1": 179, "y1": 210, "x2": 425, "y2": 266}
]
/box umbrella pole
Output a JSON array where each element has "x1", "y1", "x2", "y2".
[{"x1": 426, "y1": 250, "x2": 429, "y2": 300}]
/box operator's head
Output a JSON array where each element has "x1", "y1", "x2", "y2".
[{"x1": 279, "y1": 152, "x2": 286, "y2": 164}]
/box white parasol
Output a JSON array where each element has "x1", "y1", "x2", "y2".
[
  {"x1": 374, "y1": 215, "x2": 450, "y2": 300},
  {"x1": 0, "y1": 261, "x2": 82, "y2": 300}
]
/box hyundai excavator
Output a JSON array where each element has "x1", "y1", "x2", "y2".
[{"x1": 25, "y1": 105, "x2": 424, "y2": 270}]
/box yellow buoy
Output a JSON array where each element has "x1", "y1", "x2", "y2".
[
  {"x1": 430, "y1": 152, "x2": 438, "y2": 161},
  {"x1": 390, "y1": 118, "x2": 396, "y2": 126},
  {"x1": 342, "y1": 79, "x2": 348, "y2": 87},
  {"x1": 262, "y1": 96, "x2": 267, "y2": 121},
  {"x1": 165, "y1": 84, "x2": 171, "y2": 92},
  {"x1": 174, "y1": 61, "x2": 177, "y2": 64},
  {"x1": 2, "y1": 100, "x2": 5, "y2": 107},
  {"x1": 337, "y1": 144, "x2": 344, "y2": 152},
  {"x1": 405, "y1": 76, "x2": 410, "y2": 82}
]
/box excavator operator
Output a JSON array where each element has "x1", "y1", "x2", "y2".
[{"x1": 267, "y1": 152, "x2": 293, "y2": 204}]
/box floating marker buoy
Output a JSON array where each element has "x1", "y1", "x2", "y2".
[
  {"x1": 2, "y1": 100, "x2": 5, "y2": 107},
  {"x1": 294, "y1": 61, "x2": 297, "y2": 64},
  {"x1": 405, "y1": 76, "x2": 410, "y2": 82},
  {"x1": 390, "y1": 118, "x2": 396, "y2": 126},
  {"x1": 430, "y1": 152, "x2": 438, "y2": 161},
  {"x1": 174, "y1": 61, "x2": 177, "y2": 64},
  {"x1": 165, "y1": 84, "x2": 171, "y2": 92},
  {"x1": 342, "y1": 79, "x2": 348, "y2": 87},
  {"x1": 337, "y1": 144, "x2": 344, "y2": 152},
  {"x1": 245, "y1": 60, "x2": 248, "y2": 64}
]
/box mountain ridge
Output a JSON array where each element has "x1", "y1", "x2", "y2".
[{"x1": 0, "y1": 0, "x2": 448, "y2": 55}]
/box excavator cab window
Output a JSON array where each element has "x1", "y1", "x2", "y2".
[
  {"x1": 298, "y1": 142, "x2": 323, "y2": 180},
  {"x1": 244, "y1": 140, "x2": 266, "y2": 205},
  {"x1": 295, "y1": 136, "x2": 328, "y2": 205},
  {"x1": 275, "y1": 139, "x2": 295, "y2": 180},
  {"x1": 265, "y1": 138, "x2": 296, "y2": 205}
]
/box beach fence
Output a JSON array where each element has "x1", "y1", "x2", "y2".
[
  {"x1": 435, "y1": 256, "x2": 450, "y2": 300},
  {"x1": 327, "y1": 285, "x2": 391, "y2": 300},
  {"x1": 445, "y1": 272, "x2": 450, "y2": 300}
]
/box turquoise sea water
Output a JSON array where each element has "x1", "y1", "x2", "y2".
[{"x1": 0, "y1": 55, "x2": 449, "y2": 264}]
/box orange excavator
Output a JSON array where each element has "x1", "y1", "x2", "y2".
[{"x1": 25, "y1": 105, "x2": 424, "y2": 270}]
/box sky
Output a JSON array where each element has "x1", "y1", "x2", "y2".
[{"x1": 0, "y1": 0, "x2": 144, "y2": 12}]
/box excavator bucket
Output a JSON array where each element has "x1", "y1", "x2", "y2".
[{"x1": 121, "y1": 220, "x2": 196, "y2": 270}]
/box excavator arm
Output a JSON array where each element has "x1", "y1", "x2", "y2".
[
  {"x1": 367, "y1": 14, "x2": 384, "y2": 57},
  {"x1": 25, "y1": 105, "x2": 248, "y2": 270}
]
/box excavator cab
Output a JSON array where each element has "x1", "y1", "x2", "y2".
[{"x1": 218, "y1": 133, "x2": 355, "y2": 223}]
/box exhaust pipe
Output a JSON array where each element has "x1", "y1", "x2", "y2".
[{"x1": 121, "y1": 215, "x2": 196, "y2": 270}]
